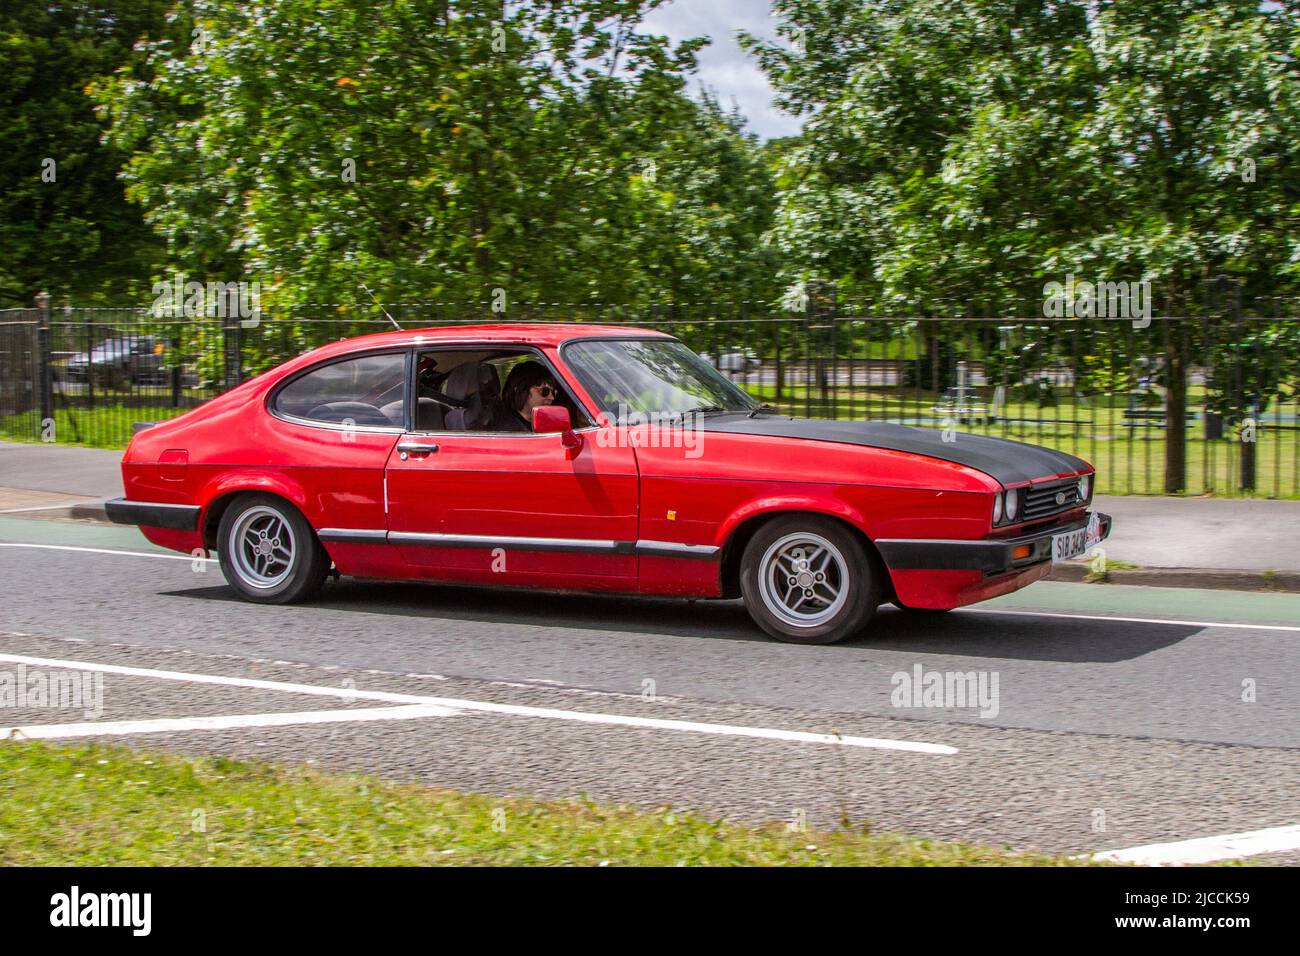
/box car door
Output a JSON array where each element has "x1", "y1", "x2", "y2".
[
  {"x1": 265, "y1": 349, "x2": 409, "y2": 575},
  {"x1": 384, "y1": 349, "x2": 639, "y2": 586}
]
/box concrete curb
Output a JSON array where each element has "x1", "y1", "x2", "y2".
[
  {"x1": 69, "y1": 501, "x2": 110, "y2": 523},
  {"x1": 1048, "y1": 563, "x2": 1300, "y2": 593},
  {"x1": 2, "y1": 501, "x2": 110, "y2": 524}
]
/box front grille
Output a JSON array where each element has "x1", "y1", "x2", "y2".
[{"x1": 1022, "y1": 477, "x2": 1083, "y2": 520}]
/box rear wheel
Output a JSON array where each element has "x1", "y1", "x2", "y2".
[
  {"x1": 216, "y1": 493, "x2": 329, "y2": 604},
  {"x1": 739, "y1": 515, "x2": 881, "y2": 644}
]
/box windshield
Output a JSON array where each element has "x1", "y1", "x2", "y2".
[{"x1": 563, "y1": 339, "x2": 758, "y2": 419}]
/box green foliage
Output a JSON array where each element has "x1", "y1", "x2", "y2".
[
  {"x1": 0, "y1": 0, "x2": 176, "y2": 306},
  {"x1": 744, "y1": 0, "x2": 1300, "y2": 314},
  {"x1": 95, "y1": 0, "x2": 780, "y2": 307}
]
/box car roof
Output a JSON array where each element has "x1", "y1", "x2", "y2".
[{"x1": 302, "y1": 323, "x2": 673, "y2": 362}]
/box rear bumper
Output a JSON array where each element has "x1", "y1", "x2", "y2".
[
  {"x1": 877, "y1": 511, "x2": 1112, "y2": 576},
  {"x1": 105, "y1": 497, "x2": 201, "y2": 531}
]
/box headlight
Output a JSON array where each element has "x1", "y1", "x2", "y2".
[
  {"x1": 1077, "y1": 475, "x2": 1090, "y2": 501},
  {"x1": 992, "y1": 492, "x2": 1004, "y2": 525},
  {"x1": 1005, "y1": 488, "x2": 1020, "y2": 521}
]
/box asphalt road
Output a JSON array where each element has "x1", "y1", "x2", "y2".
[{"x1": 1, "y1": 513, "x2": 1297, "y2": 861}]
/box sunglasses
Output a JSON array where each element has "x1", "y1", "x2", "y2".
[{"x1": 533, "y1": 384, "x2": 556, "y2": 398}]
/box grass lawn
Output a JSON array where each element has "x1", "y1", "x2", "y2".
[
  {"x1": 0, "y1": 740, "x2": 1083, "y2": 866},
  {"x1": 0, "y1": 404, "x2": 197, "y2": 450}
]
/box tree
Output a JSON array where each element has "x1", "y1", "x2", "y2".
[
  {"x1": 0, "y1": 0, "x2": 174, "y2": 306},
  {"x1": 96, "y1": 0, "x2": 778, "y2": 312},
  {"x1": 746, "y1": 0, "x2": 1300, "y2": 489}
]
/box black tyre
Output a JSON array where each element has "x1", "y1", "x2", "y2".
[
  {"x1": 216, "y1": 493, "x2": 329, "y2": 604},
  {"x1": 739, "y1": 515, "x2": 881, "y2": 644}
]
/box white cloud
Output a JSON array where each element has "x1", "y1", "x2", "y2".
[{"x1": 638, "y1": 0, "x2": 802, "y2": 140}]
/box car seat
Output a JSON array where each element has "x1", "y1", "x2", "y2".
[
  {"x1": 445, "y1": 362, "x2": 490, "y2": 430},
  {"x1": 379, "y1": 397, "x2": 445, "y2": 430}
]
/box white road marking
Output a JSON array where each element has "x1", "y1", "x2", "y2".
[
  {"x1": 965, "y1": 607, "x2": 1300, "y2": 633},
  {"x1": 0, "y1": 652, "x2": 957, "y2": 755},
  {"x1": 0, "y1": 652, "x2": 451, "y2": 706},
  {"x1": 0, "y1": 542, "x2": 212, "y2": 563},
  {"x1": 2, "y1": 704, "x2": 459, "y2": 741},
  {"x1": 1091, "y1": 824, "x2": 1300, "y2": 865}
]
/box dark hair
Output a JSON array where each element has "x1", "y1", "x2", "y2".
[{"x1": 501, "y1": 360, "x2": 557, "y2": 414}]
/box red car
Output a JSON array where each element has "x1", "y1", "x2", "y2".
[{"x1": 106, "y1": 324, "x2": 1110, "y2": 644}]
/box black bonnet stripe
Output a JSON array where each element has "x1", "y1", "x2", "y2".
[{"x1": 699, "y1": 417, "x2": 1088, "y2": 485}]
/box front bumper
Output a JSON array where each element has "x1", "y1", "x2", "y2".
[
  {"x1": 105, "y1": 497, "x2": 201, "y2": 531},
  {"x1": 877, "y1": 511, "x2": 1112, "y2": 576}
]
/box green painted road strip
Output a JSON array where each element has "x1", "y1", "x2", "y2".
[
  {"x1": 0, "y1": 515, "x2": 173, "y2": 553},
  {"x1": 986, "y1": 579, "x2": 1300, "y2": 627}
]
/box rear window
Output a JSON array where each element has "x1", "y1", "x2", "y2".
[{"x1": 274, "y1": 353, "x2": 406, "y2": 427}]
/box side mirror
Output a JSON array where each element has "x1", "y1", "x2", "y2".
[{"x1": 533, "y1": 405, "x2": 582, "y2": 457}]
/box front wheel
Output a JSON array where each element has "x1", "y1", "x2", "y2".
[
  {"x1": 739, "y1": 516, "x2": 882, "y2": 644},
  {"x1": 216, "y1": 493, "x2": 329, "y2": 604}
]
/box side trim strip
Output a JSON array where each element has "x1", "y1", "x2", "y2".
[
  {"x1": 389, "y1": 532, "x2": 633, "y2": 556},
  {"x1": 318, "y1": 528, "x2": 389, "y2": 544},
  {"x1": 104, "y1": 498, "x2": 201, "y2": 532},
  {"x1": 318, "y1": 529, "x2": 720, "y2": 561},
  {"x1": 635, "y1": 540, "x2": 721, "y2": 560}
]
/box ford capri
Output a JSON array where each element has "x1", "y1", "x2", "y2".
[{"x1": 106, "y1": 324, "x2": 1110, "y2": 644}]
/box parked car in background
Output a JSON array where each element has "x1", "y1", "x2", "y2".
[
  {"x1": 62, "y1": 335, "x2": 165, "y2": 388},
  {"x1": 932, "y1": 386, "x2": 996, "y2": 425},
  {"x1": 702, "y1": 349, "x2": 761, "y2": 374},
  {"x1": 107, "y1": 324, "x2": 1108, "y2": 645}
]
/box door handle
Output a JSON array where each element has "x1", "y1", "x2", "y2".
[{"x1": 397, "y1": 440, "x2": 439, "y2": 460}]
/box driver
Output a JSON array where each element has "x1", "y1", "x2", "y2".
[{"x1": 494, "y1": 361, "x2": 559, "y2": 432}]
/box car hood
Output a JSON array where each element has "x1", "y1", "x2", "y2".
[{"x1": 700, "y1": 415, "x2": 1088, "y2": 485}]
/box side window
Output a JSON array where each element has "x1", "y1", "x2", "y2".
[
  {"x1": 488, "y1": 352, "x2": 589, "y2": 430},
  {"x1": 411, "y1": 349, "x2": 588, "y2": 433},
  {"x1": 274, "y1": 353, "x2": 406, "y2": 428}
]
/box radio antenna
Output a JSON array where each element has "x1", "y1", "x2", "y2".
[{"x1": 361, "y1": 283, "x2": 403, "y2": 330}]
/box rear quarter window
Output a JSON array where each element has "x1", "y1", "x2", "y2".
[{"x1": 274, "y1": 353, "x2": 406, "y2": 427}]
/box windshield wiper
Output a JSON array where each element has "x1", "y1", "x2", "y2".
[
  {"x1": 747, "y1": 403, "x2": 777, "y2": 418},
  {"x1": 682, "y1": 405, "x2": 728, "y2": 416}
]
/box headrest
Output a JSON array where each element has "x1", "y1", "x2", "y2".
[
  {"x1": 445, "y1": 361, "x2": 482, "y2": 401},
  {"x1": 478, "y1": 363, "x2": 501, "y2": 400}
]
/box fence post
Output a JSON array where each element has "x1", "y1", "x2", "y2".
[
  {"x1": 34, "y1": 292, "x2": 53, "y2": 440},
  {"x1": 83, "y1": 308, "x2": 94, "y2": 410},
  {"x1": 223, "y1": 315, "x2": 244, "y2": 388},
  {"x1": 170, "y1": 332, "x2": 182, "y2": 407},
  {"x1": 803, "y1": 307, "x2": 811, "y2": 418},
  {"x1": 1164, "y1": 319, "x2": 1187, "y2": 494},
  {"x1": 773, "y1": 319, "x2": 784, "y2": 401}
]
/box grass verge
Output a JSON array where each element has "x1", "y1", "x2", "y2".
[
  {"x1": 0, "y1": 740, "x2": 1084, "y2": 866},
  {"x1": 1084, "y1": 558, "x2": 1141, "y2": 583}
]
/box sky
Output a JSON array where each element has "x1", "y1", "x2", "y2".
[{"x1": 638, "y1": 0, "x2": 802, "y2": 140}]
